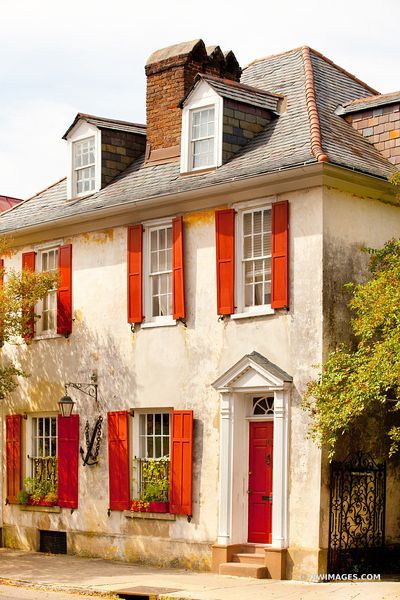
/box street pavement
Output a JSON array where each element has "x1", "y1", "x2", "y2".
[
  {"x1": 0, "y1": 583, "x2": 115, "y2": 599},
  {"x1": 0, "y1": 549, "x2": 399, "y2": 599}
]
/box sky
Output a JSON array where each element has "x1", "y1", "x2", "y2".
[{"x1": 1, "y1": 0, "x2": 399, "y2": 199}]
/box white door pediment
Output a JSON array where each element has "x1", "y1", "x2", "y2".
[{"x1": 212, "y1": 352, "x2": 292, "y2": 392}]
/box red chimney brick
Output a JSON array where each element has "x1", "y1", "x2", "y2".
[{"x1": 145, "y1": 39, "x2": 241, "y2": 162}]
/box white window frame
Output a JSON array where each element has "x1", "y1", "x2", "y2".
[
  {"x1": 131, "y1": 408, "x2": 172, "y2": 500},
  {"x1": 34, "y1": 240, "x2": 62, "y2": 339},
  {"x1": 66, "y1": 122, "x2": 101, "y2": 200},
  {"x1": 73, "y1": 137, "x2": 96, "y2": 196},
  {"x1": 142, "y1": 217, "x2": 176, "y2": 328},
  {"x1": 25, "y1": 412, "x2": 58, "y2": 481},
  {"x1": 232, "y1": 197, "x2": 276, "y2": 320},
  {"x1": 180, "y1": 81, "x2": 223, "y2": 173}
]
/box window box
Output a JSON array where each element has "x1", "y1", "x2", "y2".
[
  {"x1": 27, "y1": 497, "x2": 58, "y2": 508},
  {"x1": 130, "y1": 500, "x2": 170, "y2": 513}
]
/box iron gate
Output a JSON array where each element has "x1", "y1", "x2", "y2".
[{"x1": 328, "y1": 452, "x2": 386, "y2": 574}]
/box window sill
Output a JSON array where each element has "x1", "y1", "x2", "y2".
[
  {"x1": 19, "y1": 505, "x2": 61, "y2": 513},
  {"x1": 231, "y1": 307, "x2": 275, "y2": 320},
  {"x1": 141, "y1": 319, "x2": 177, "y2": 329},
  {"x1": 123, "y1": 510, "x2": 175, "y2": 521},
  {"x1": 33, "y1": 332, "x2": 63, "y2": 341}
]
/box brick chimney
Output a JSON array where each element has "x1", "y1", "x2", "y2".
[
  {"x1": 145, "y1": 39, "x2": 241, "y2": 163},
  {"x1": 337, "y1": 92, "x2": 400, "y2": 167}
]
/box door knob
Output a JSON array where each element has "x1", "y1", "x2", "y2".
[{"x1": 266, "y1": 455, "x2": 271, "y2": 465}]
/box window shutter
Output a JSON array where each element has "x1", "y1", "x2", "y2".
[
  {"x1": 127, "y1": 225, "x2": 143, "y2": 324},
  {"x1": 6, "y1": 415, "x2": 22, "y2": 504},
  {"x1": 57, "y1": 244, "x2": 73, "y2": 336},
  {"x1": 172, "y1": 216, "x2": 185, "y2": 320},
  {"x1": 108, "y1": 411, "x2": 130, "y2": 510},
  {"x1": 215, "y1": 209, "x2": 235, "y2": 315},
  {"x1": 271, "y1": 200, "x2": 289, "y2": 309},
  {"x1": 22, "y1": 251, "x2": 36, "y2": 340},
  {"x1": 170, "y1": 410, "x2": 193, "y2": 515},
  {"x1": 58, "y1": 414, "x2": 79, "y2": 508}
]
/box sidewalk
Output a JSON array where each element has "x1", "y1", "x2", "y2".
[{"x1": 0, "y1": 549, "x2": 399, "y2": 600}]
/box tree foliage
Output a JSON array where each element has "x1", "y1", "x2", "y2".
[
  {"x1": 0, "y1": 238, "x2": 58, "y2": 400},
  {"x1": 303, "y1": 239, "x2": 400, "y2": 459}
]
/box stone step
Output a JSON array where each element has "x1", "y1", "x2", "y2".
[
  {"x1": 240, "y1": 544, "x2": 267, "y2": 554},
  {"x1": 219, "y1": 562, "x2": 268, "y2": 578},
  {"x1": 232, "y1": 552, "x2": 265, "y2": 565}
]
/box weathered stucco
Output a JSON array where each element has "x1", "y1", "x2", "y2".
[
  {"x1": 1, "y1": 171, "x2": 399, "y2": 578},
  {"x1": 321, "y1": 186, "x2": 400, "y2": 550}
]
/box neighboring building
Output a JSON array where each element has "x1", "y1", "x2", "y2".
[
  {"x1": 0, "y1": 40, "x2": 399, "y2": 580},
  {"x1": 0, "y1": 196, "x2": 22, "y2": 212}
]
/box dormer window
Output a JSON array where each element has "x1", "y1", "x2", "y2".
[
  {"x1": 73, "y1": 137, "x2": 96, "y2": 195},
  {"x1": 190, "y1": 107, "x2": 215, "y2": 169}
]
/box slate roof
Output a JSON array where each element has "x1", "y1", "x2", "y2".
[
  {"x1": 62, "y1": 113, "x2": 146, "y2": 139},
  {"x1": 1, "y1": 46, "x2": 397, "y2": 235},
  {"x1": 181, "y1": 74, "x2": 282, "y2": 113},
  {"x1": 336, "y1": 90, "x2": 400, "y2": 115}
]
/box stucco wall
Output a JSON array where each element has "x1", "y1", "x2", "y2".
[
  {"x1": 321, "y1": 186, "x2": 400, "y2": 550},
  {"x1": 1, "y1": 184, "x2": 326, "y2": 576}
]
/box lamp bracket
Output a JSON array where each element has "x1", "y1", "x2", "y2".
[{"x1": 65, "y1": 382, "x2": 98, "y2": 405}]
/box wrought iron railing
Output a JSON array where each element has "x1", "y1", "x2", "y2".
[
  {"x1": 30, "y1": 457, "x2": 58, "y2": 488},
  {"x1": 133, "y1": 457, "x2": 170, "y2": 502}
]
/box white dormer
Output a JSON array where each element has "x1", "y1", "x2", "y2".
[
  {"x1": 180, "y1": 80, "x2": 223, "y2": 174},
  {"x1": 66, "y1": 120, "x2": 102, "y2": 200}
]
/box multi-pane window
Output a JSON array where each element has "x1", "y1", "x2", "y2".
[
  {"x1": 242, "y1": 208, "x2": 272, "y2": 307},
  {"x1": 39, "y1": 248, "x2": 58, "y2": 334},
  {"x1": 30, "y1": 416, "x2": 57, "y2": 485},
  {"x1": 73, "y1": 137, "x2": 95, "y2": 195},
  {"x1": 149, "y1": 225, "x2": 172, "y2": 318},
  {"x1": 139, "y1": 413, "x2": 170, "y2": 459},
  {"x1": 190, "y1": 107, "x2": 215, "y2": 169}
]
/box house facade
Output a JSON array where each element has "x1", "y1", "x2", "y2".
[{"x1": 1, "y1": 40, "x2": 399, "y2": 580}]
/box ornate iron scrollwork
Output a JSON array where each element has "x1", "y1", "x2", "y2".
[{"x1": 328, "y1": 452, "x2": 386, "y2": 575}]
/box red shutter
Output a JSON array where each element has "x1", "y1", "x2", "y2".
[
  {"x1": 57, "y1": 244, "x2": 72, "y2": 336},
  {"x1": 215, "y1": 209, "x2": 235, "y2": 315},
  {"x1": 172, "y1": 216, "x2": 185, "y2": 320},
  {"x1": 108, "y1": 411, "x2": 130, "y2": 510},
  {"x1": 57, "y1": 244, "x2": 73, "y2": 336},
  {"x1": 170, "y1": 410, "x2": 193, "y2": 515},
  {"x1": 127, "y1": 225, "x2": 143, "y2": 323},
  {"x1": 22, "y1": 251, "x2": 36, "y2": 340},
  {"x1": 6, "y1": 415, "x2": 22, "y2": 504},
  {"x1": 58, "y1": 414, "x2": 79, "y2": 508},
  {"x1": 271, "y1": 201, "x2": 289, "y2": 309}
]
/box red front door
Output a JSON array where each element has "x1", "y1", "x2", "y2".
[{"x1": 248, "y1": 421, "x2": 273, "y2": 543}]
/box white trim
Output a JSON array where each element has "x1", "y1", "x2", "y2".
[
  {"x1": 234, "y1": 201, "x2": 273, "y2": 315},
  {"x1": 180, "y1": 81, "x2": 223, "y2": 173},
  {"x1": 25, "y1": 412, "x2": 59, "y2": 480},
  {"x1": 142, "y1": 219, "x2": 175, "y2": 327},
  {"x1": 34, "y1": 245, "x2": 60, "y2": 338},
  {"x1": 215, "y1": 357, "x2": 290, "y2": 548},
  {"x1": 231, "y1": 307, "x2": 275, "y2": 320},
  {"x1": 231, "y1": 196, "x2": 277, "y2": 211},
  {"x1": 66, "y1": 122, "x2": 101, "y2": 200}
]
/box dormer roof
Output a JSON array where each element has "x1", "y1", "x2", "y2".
[
  {"x1": 180, "y1": 74, "x2": 282, "y2": 114},
  {"x1": 62, "y1": 113, "x2": 146, "y2": 140}
]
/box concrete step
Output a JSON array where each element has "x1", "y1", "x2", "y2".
[
  {"x1": 232, "y1": 552, "x2": 265, "y2": 565},
  {"x1": 241, "y1": 544, "x2": 267, "y2": 553},
  {"x1": 219, "y1": 562, "x2": 268, "y2": 578}
]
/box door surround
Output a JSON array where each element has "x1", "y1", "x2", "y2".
[{"x1": 212, "y1": 352, "x2": 291, "y2": 549}]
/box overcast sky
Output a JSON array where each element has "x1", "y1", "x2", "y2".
[{"x1": 1, "y1": 0, "x2": 399, "y2": 199}]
